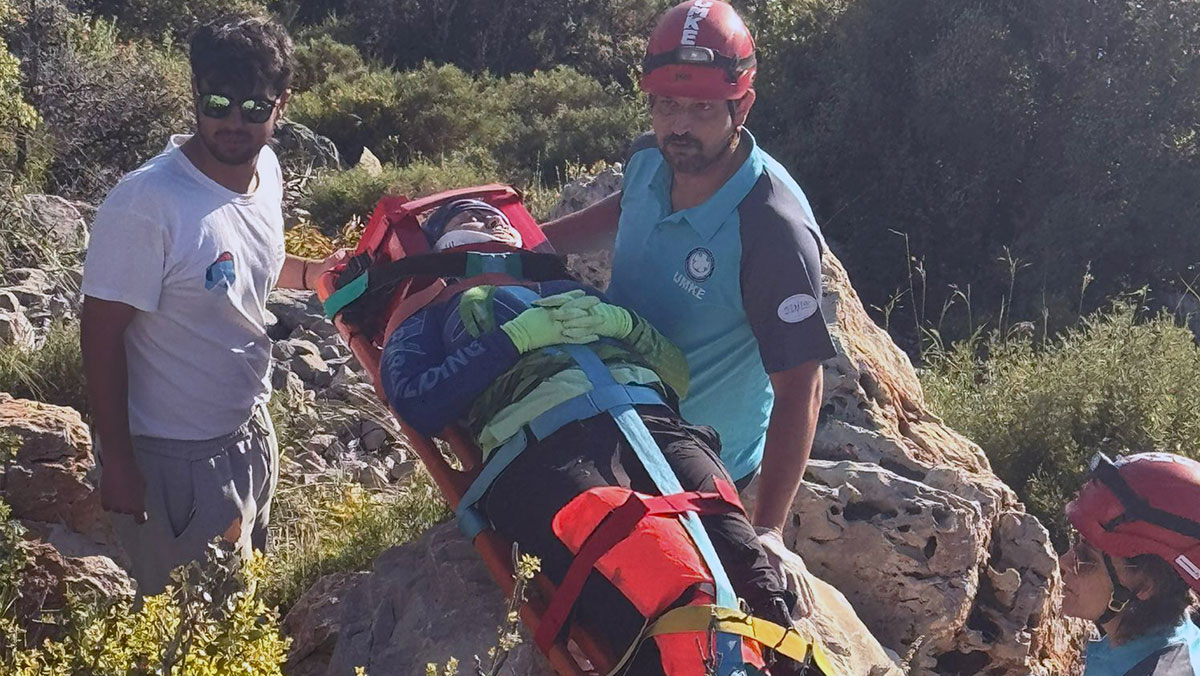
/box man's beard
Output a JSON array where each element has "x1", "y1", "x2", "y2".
[
  {"x1": 660, "y1": 132, "x2": 737, "y2": 174},
  {"x1": 199, "y1": 129, "x2": 260, "y2": 166}
]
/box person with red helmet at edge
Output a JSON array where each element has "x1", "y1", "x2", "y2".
[
  {"x1": 541, "y1": 0, "x2": 835, "y2": 618},
  {"x1": 1061, "y1": 451, "x2": 1200, "y2": 675}
]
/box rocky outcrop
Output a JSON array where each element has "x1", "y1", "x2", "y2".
[
  {"x1": 548, "y1": 166, "x2": 621, "y2": 291},
  {"x1": 789, "y1": 254, "x2": 1081, "y2": 675},
  {"x1": 273, "y1": 119, "x2": 342, "y2": 174},
  {"x1": 307, "y1": 519, "x2": 903, "y2": 676},
  {"x1": 283, "y1": 571, "x2": 371, "y2": 676},
  {"x1": 13, "y1": 537, "x2": 134, "y2": 644},
  {"x1": 266, "y1": 289, "x2": 416, "y2": 489},
  {"x1": 0, "y1": 266, "x2": 83, "y2": 345},
  {"x1": 0, "y1": 393, "x2": 107, "y2": 541},
  {"x1": 320, "y1": 523, "x2": 552, "y2": 676},
  {"x1": 17, "y1": 193, "x2": 92, "y2": 254}
]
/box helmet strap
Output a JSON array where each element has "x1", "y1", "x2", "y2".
[{"x1": 1096, "y1": 552, "x2": 1135, "y2": 630}]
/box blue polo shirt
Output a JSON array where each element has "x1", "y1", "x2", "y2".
[{"x1": 607, "y1": 130, "x2": 836, "y2": 481}]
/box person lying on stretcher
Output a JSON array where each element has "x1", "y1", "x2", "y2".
[{"x1": 381, "y1": 199, "x2": 808, "y2": 676}]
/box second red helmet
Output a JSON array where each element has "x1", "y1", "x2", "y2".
[
  {"x1": 641, "y1": 0, "x2": 757, "y2": 101},
  {"x1": 1066, "y1": 452, "x2": 1200, "y2": 592}
]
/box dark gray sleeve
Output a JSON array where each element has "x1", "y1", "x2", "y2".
[
  {"x1": 1125, "y1": 642, "x2": 1197, "y2": 676},
  {"x1": 624, "y1": 131, "x2": 658, "y2": 166},
  {"x1": 739, "y1": 174, "x2": 837, "y2": 373}
]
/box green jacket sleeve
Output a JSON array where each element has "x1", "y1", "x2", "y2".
[{"x1": 623, "y1": 312, "x2": 690, "y2": 399}]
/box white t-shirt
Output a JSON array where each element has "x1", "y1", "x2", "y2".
[{"x1": 83, "y1": 134, "x2": 286, "y2": 440}]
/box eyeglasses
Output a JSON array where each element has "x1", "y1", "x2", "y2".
[
  {"x1": 1065, "y1": 528, "x2": 1101, "y2": 576},
  {"x1": 1065, "y1": 527, "x2": 1139, "y2": 576},
  {"x1": 197, "y1": 93, "x2": 278, "y2": 124}
]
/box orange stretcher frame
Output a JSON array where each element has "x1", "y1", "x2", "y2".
[{"x1": 315, "y1": 185, "x2": 613, "y2": 676}]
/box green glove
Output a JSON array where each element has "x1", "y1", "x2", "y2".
[
  {"x1": 458, "y1": 286, "x2": 497, "y2": 337},
  {"x1": 563, "y1": 301, "x2": 633, "y2": 340},
  {"x1": 532, "y1": 289, "x2": 589, "y2": 309},
  {"x1": 501, "y1": 306, "x2": 594, "y2": 353}
]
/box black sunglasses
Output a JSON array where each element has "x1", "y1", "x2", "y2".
[{"x1": 197, "y1": 93, "x2": 278, "y2": 124}]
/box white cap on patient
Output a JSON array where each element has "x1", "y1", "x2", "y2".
[{"x1": 432, "y1": 228, "x2": 523, "y2": 251}]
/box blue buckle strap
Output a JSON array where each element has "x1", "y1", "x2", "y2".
[
  {"x1": 457, "y1": 428, "x2": 530, "y2": 539},
  {"x1": 528, "y1": 384, "x2": 664, "y2": 440}
]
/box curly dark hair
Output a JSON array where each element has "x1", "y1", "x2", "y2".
[
  {"x1": 1111, "y1": 554, "x2": 1199, "y2": 644},
  {"x1": 189, "y1": 15, "x2": 294, "y2": 97}
]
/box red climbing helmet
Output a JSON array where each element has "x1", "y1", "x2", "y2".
[
  {"x1": 1066, "y1": 452, "x2": 1200, "y2": 592},
  {"x1": 641, "y1": 0, "x2": 757, "y2": 101}
]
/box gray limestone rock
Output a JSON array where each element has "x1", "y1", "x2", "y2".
[
  {"x1": 0, "y1": 310, "x2": 35, "y2": 348},
  {"x1": 19, "y1": 194, "x2": 90, "y2": 253},
  {"x1": 324, "y1": 522, "x2": 553, "y2": 676}
]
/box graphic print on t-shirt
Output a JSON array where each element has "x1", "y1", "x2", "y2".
[{"x1": 205, "y1": 251, "x2": 236, "y2": 291}]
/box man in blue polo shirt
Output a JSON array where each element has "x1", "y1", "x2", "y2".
[{"x1": 542, "y1": 0, "x2": 835, "y2": 544}]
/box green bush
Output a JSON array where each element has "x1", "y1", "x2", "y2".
[
  {"x1": 6, "y1": 2, "x2": 192, "y2": 201},
  {"x1": 313, "y1": 0, "x2": 671, "y2": 85},
  {"x1": 0, "y1": 320, "x2": 87, "y2": 415},
  {"x1": 921, "y1": 301, "x2": 1200, "y2": 545},
  {"x1": 2, "y1": 501, "x2": 289, "y2": 676},
  {"x1": 301, "y1": 155, "x2": 499, "y2": 234},
  {"x1": 291, "y1": 62, "x2": 644, "y2": 194},
  {"x1": 78, "y1": 0, "x2": 268, "y2": 43},
  {"x1": 495, "y1": 66, "x2": 645, "y2": 180},
  {"x1": 753, "y1": 0, "x2": 1200, "y2": 343},
  {"x1": 291, "y1": 34, "x2": 364, "y2": 93},
  {"x1": 0, "y1": 2, "x2": 44, "y2": 193},
  {"x1": 290, "y1": 62, "x2": 506, "y2": 167}
]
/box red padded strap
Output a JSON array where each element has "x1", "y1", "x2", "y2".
[{"x1": 534, "y1": 478, "x2": 742, "y2": 652}]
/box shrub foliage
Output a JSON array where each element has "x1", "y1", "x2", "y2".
[
  {"x1": 1, "y1": 511, "x2": 290, "y2": 676},
  {"x1": 754, "y1": 0, "x2": 1200, "y2": 339},
  {"x1": 922, "y1": 301, "x2": 1200, "y2": 544},
  {"x1": 5, "y1": 0, "x2": 192, "y2": 201},
  {"x1": 290, "y1": 62, "x2": 644, "y2": 184}
]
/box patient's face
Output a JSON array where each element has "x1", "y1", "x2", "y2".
[{"x1": 444, "y1": 209, "x2": 521, "y2": 246}]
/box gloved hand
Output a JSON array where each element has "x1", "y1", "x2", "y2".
[
  {"x1": 541, "y1": 293, "x2": 633, "y2": 341},
  {"x1": 458, "y1": 286, "x2": 497, "y2": 337},
  {"x1": 756, "y1": 527, "x2": 816, "y2": 620},
  {"x1": 569, "y1": 302, "x2": 633, "y2": 340},
  {"x1": 531, "y1": 288, "x2": 588, "y2": 309},
  {"x1": 500, "y1": 304, "x2": 596, "y2": 353}
]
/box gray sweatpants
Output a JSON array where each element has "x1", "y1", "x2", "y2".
[{"x1": 97, "y1": 405, "x2": 279, "y2": 598}]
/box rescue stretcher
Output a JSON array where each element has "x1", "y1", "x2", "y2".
[{"x1": 315, "y1": 185, "x2": 836, "y2": 676}]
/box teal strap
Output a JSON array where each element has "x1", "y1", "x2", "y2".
[
  {"x1": 457, "y1": 428, "x2": 529, "y2": 539},
  {"x1": 322, "y1": 271, "x2": 369, "y2": 319},
  {"x1": 527, "y1": 384, "x2": 664, "y2": 440},
  {"x1": 465, "y1": 252, "x2": 523, "y2": 277},
  {"x1": 558, "y1": 344, "x2": 739, "y2": 611}
]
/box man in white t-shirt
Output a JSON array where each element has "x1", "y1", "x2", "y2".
[{"x1": 80, "y1": 16, "x2": 344, "y2": 595}]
